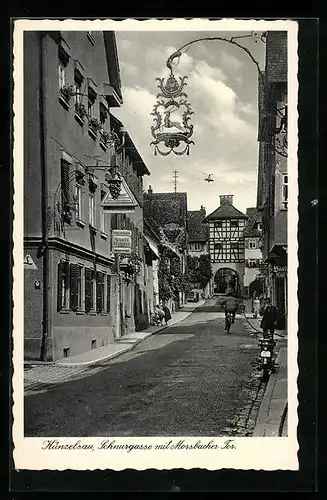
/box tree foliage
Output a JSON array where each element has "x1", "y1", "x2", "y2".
[
  {"x1": 186, "y1": 254, "x2": 212, "y2": 289},
  {"x1": 158, "y1": 246, "x2": 192, "y2": 302}
]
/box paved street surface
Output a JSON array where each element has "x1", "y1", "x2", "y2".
[{"x1": 25, "y1": 298, "x2": 269, "y2": 437}]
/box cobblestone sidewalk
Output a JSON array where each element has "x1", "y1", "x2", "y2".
[{"x1": 24, "y1": 364, "x2": 90, "y2": 395}]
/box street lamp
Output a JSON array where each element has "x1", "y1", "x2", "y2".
[{"x1": 150, "y1": 31, "x2": 287, "y2": 158}]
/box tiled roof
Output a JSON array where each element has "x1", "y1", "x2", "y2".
[
  {"x1": 143, "y1": 192, "x2": 188, "y2": 245},
  {"x1": 205, "y1": 200, "x2": 247, "y2": 221},
  {"x1": 187, "y1": 210, "x2": 209, "y2": 242},
  {"x1": 244, "y1": 207, "x2": 262, "y2": 237}
]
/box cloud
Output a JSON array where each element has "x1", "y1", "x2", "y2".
[{"x1": 114, "y1": 31, "x2": 262, "y2": 215}]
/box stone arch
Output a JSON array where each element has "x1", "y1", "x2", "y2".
[{"x1": 214, "y1": 268, "x2": 240, "y2": 296}]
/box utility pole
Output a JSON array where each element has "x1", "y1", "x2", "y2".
[{"x1": 173, "y1": 170, "x2": 178, "y2": 193}]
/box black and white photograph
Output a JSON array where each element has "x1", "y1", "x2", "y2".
[{"x1": 13, "y1": 18, "x2": 299, "y2": 471}]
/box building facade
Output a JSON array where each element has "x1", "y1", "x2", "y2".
[
  {"x1": 187, "y1": 206, "x2": 212, "y2": 298},
  {"x1": 143, "y1": 219, "x2": 161, "y2": 323},
  {"x1": 143, "y1": 187, "x2": 189, "y2": 310},
  {"x1": 243, "y1": 208, "x2": 264, "y2": 298},
  {"x1": 257, "y1": 31, "x2": 288, "y2": 327},
  {"x1": 24, "y1": 30, "x2": 150, "y2": 361},
  {"x1": 205, "y1": 195, "x2": 247, "y2": 296}
]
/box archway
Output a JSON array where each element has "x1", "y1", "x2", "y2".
[{"x1": 214, "y1": 268, "x2": 240, "y2": 296}]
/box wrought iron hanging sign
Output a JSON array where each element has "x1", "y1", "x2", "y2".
[
  {"x1": 150, "y1": 61, "x2": 195, "y2": 156},
  {"x1": 274, "y1": 105, "x2": 288, "y2": 158},
  {"x1": 150, "y1": 32, "x2": 288, "y2": 159}
]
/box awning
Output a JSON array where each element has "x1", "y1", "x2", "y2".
[{"x1": 144, "y1": 235, "x2": 160, "y2": 259}]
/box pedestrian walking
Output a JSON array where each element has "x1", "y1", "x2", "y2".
[
  {"x1": 259, "y1": 297, "x2": 278, "y2": 339},
  {"x1": 161, "y1": 301, "x2": 172, "y2": 326},
  {"x1": 253, "y1": 297, "x2": 260, "y2": 318}
]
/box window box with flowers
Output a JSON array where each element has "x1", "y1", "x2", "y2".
[
  {"x1": 88, "y1": 117, "x2": 102, "y2": 140},
  {"x1": 75, "y1": 102, "x2": 88, "y2": 126},
  {"x1": 59, "y1": 84, "x2": 75, "y2": 109}
]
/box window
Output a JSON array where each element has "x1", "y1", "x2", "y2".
[
  {"x1": 282, "y1": 174, "x2": 288, "y2": 209},
  {"x1": 248, "y1": 239, "x2": 257, "y2": 249},
  {"x1": 99, "y1": 103, "x2": 107, "y2": 130},
  {"x1": 58, "y1": 61, "x2": 66, "y2": 89},
  {"x1": 192, "y1": 243, "x2": 201, "y2": 251},
  {"x1": 61, "y1": 159, "x2": 72, "y2": 223},
  {"x1": 85, "y1": 268, "x2": 95, "y2": 312},
  {"x1": 57, "y1": 261, "x2": 70, "y2": 311},
  {"x1": 75, "y1": 182, "x2": 83, "y2": 221},
  {"x1": 100, "y1": 187, "x2": 107, "y2": 233},
  {"x1": 70, "y1": 264, "x2": 83, "y2": 311},
  {"x1": 89, "y1": 193, "x2": 95, "y2": 227},
  {"x1": 58, "y1": 45, "x2": 69, "y2": 90},
  {"x1": 96, "y1": 272, "x2": 105, "y2": 313},
  {"x1": 74, "y1": 70, "x2": 83, "y2": 105},
  {"x1": 231, "y1": 242, "x2": 239, "y2": 250},
  {"x1": 106, "y1": 275, "x2": 111, "y2": 313},
  {"x1": 87, "y1": 31, "x2": 95, "y2": 44},
  {"x1": 214, "y1": 242, "x2": 222, "y2": 250},
  {"x1": 88, "y1": 86, "x2": 97, "y2": 118},
  {"x1": 111, "y1": 213, "x2": 118, "y2": 230},
  {"x1": 230, "y1": 220, "x2": 238, "y2": 228}
]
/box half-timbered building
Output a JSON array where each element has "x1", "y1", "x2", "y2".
[{"x1": 204, "y1": 195, "x2": 247, "y2": 296}]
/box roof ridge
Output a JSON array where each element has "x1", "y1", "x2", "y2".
[{"x1": 205, "y1": 201, "x2": 247, "y2": 220}]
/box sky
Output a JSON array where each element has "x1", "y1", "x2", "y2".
[{"x1": 112, "y1": 30, "x2": 266, "y2": 216}]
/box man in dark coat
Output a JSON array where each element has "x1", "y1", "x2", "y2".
[{"x1": 260, "y1": 297, "x2": 278, "y2": 339}]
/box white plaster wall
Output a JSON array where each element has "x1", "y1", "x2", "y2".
[{"x1": 245, "y1": 247, "x2": 262, "y2": 259}]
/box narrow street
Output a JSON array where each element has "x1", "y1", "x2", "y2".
[{"x1": 24, "y1": 298, "x2": 267, "y2": 437}]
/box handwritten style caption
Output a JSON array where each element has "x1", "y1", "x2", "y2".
[{"x1": 41, "y1": 439, "x2": 236, "y2": 453}]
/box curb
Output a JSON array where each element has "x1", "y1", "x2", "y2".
[
  {"x1": 39, "y1": 309, "x2": 196, "y2": 368},
  {"x1": 252, "y1": 347, "x2": 285, "y2": 437},
  {"x1": 56, "y1": 328, "x2": 166, "y2": 367}
]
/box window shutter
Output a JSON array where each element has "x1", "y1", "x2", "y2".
[
  {"x1": 96, "y1": 271, "x2": 104, "y2": 313},
  {"x1": 70, "y1": 264, "x2": 79, "y2": 311},
  {"x1": 61, "y1": 160, "x2": 71, "y2": 214},
  {"x1": 106, "y1": 275, "x2": 111, "y2": 312},
  {"x1": 57, "y1": 261, "x2": 64, "y2": 312},
  {"x1": 85, "y1": 268, "x2": 93, "y2": 312}
]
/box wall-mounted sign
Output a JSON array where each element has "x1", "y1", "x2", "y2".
[
  {"x1": 101, "y1": 176, "x2": 137, "y2": 213},
  {"x1": 24, "y1": 253, "x2": 38, "y2": 270},
  {"x1": 112, "y1": 230, "x2": 132, "y2": 254}
]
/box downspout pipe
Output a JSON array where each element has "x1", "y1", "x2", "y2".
[{"x1": 39, "y1": 32, "x2": 49, "y2": 361}]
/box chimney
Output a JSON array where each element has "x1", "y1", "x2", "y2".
[
  {"x1": 200, "y1": 205, "x2": 206, "y2": 215},
  {"x1": 220, "y1": 195, "x2": 233, "y2": 206},
  {"x1": 148, "y1": 185, "x2": 153, "y2": 194}
]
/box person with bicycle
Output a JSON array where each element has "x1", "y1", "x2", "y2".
[{"x1": 220, "y1": 294, "x2": 239, "y2": 332}]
